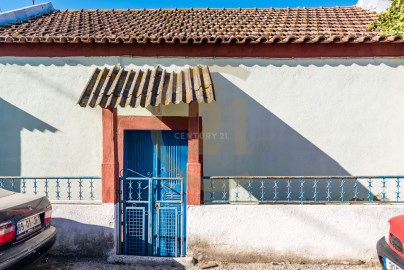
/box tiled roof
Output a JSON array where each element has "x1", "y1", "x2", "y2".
[
  {"x1": 0, "y1": 7, "x2": 402, "y2": 44},
  {"x1": 78, "y1": 65, "x2": 215, "y2": 108}
]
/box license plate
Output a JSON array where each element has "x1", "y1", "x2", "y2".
[
  {"x1": 17, "y1": 214, "x2": 41, "y2": 235},
  {"x1": 385, "y1": 257, "x2": 403, "y2": 270}
]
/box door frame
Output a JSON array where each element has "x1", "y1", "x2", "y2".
[
  {"x1": 116, "y1": 118, "x2": 197, "y2": 256},
  {"x1": 101, "y1": 104, "x2": 202, "y2": 255},
  {"x1": 117, "y1": 116, "x2": 196, "y2": 188},
  {"x1": 101, "y1": 103, "x2": 203, "y2": 205}
]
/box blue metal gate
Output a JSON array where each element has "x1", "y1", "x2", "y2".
[{"x1": 119, "y1": 130, "x2": 187, "y2": 257}]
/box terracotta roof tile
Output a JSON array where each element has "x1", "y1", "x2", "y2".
[{"x1": 0, "y1": 7, "x2": 402, "y2": 44}]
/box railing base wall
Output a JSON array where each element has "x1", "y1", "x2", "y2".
[
  {"x1": 187, "y1": 204, "x2": 401, "y2": 263},
  {"x1": 49, "y1": 203, "x2": 115, "y2": 257}
]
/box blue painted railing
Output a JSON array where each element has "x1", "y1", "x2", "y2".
[
  {"x1": 0, "y1": 176, "x2": 101, "y2": 202},
  {"x1": 203, "y1": 176, "x2": 404, "y2": 204}
]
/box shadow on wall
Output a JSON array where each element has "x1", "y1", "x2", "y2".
[
  {"x1": 201, "y1": 73, "x2": 349, "y2": 176},
  {"x1": 200, "y1": 74, "x2": 374, "y2": 201},
  {"x1": 0, "y1": 98, "x2": 58, "y2": 179},
  {"x1": 51, "y1": 218, "x2": 114, "y2": 257}
]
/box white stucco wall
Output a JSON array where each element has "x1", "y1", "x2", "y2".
[
  {"x1": 0, "y1": 57, "x2": 112, "y2": 177},
  {"x1": 51, "y1": 203, "x2": 115, "y2": 256},
  {"x1": 1, "y1": 56, "x2": 403, "y2": 262},
  {"x1": 0, "y1": 56, "x2": 403, "y2": 200},
  {"x1": 48, "y1": 203, "x2": 404, "y2": 262},
  {"x1": 198, "y1": 58, "x2": 404, "y2": 177},
  {"x1": 187, "y1": 204, "x2": 403, "y2": 263}
]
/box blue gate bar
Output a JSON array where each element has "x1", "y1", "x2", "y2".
[{"x1": 120, "y1": 175, "x2": 185, "y2": 257}]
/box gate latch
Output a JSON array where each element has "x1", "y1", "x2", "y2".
[{"x1": 155, "y1": 202, "x2": 160, "y2": 208}]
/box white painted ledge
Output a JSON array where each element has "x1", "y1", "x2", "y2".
[{"x1": 0, "y1": 2, "x2": 55, "y2": 26}]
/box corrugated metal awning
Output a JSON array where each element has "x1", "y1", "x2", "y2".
[{"x1": 77, "y1": 65, "x2": 215, "y2": 108}]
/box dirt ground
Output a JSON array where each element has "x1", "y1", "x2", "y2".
[{"x1": 35, "y1": 257, "x2": 382, "y2": 270}]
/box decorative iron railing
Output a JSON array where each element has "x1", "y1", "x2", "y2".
[
  {"x1": 0, "y1": 177, "x2": 101, "y2": 203},
  {"x1": 203, "y1": 176, "x2": 404, "y2": 204}
]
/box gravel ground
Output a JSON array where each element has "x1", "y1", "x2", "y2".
[{"x1": 35, "y1": 257, "x2": 382, "y2": 270}]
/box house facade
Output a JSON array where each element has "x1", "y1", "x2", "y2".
[{"x1": 0, "y1": 2, "x2": 403, "y2": 263}]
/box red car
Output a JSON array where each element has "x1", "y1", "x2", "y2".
[{"x1": 377, "y1": 215, "x2": 404, "y2": 270}]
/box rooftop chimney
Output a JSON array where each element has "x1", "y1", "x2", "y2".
[
  {"x1": 356, "y1": 0, "x2": 392, "y2": 13},
  {"x1": 0, "y1": 2, "x2": 54, "y2": 26}
]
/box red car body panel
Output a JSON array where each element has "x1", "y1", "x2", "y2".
[{"x1": 389, "y1": 215, "x2": 404, "y2": 258}]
